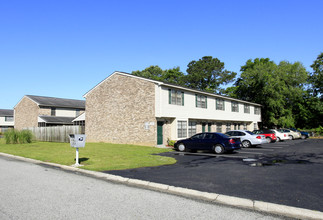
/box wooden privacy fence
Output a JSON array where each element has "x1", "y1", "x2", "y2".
[{"x1": 26, "y1": 126, "x2": 85, "y2": 143}]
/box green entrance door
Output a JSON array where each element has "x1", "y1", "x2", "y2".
[
  {"x1": 157, "y1": 121, "x2": 164, "y2": 145},
  {"x1": 202, "y1": 123, "x2": 206, "y2": 133}
]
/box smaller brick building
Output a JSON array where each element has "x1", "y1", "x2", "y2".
[{"x1": 14, "y1": 95, "x2": 85, "y2": 130}]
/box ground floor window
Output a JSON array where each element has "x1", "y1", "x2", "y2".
[
  {"x1": 226, "y1": 123, "x2": 231, "y2": 132},
  {"x1": 38, "y1": 122, "x2": 46, "y2": 127},
  {"x1": 216, "y1": 123, "x2": 222, "y2": 132},
  {"x1": 74, "y1": 120, "x2": 85, "y2": 126},
  {"x1": 243, "y1": 123, "x2": 247, "y2": 130},
  {"x1": 178, "y1": 121, "x2": 187, "y2": 138},
  {"x1": 188, "y1": 121, "x2": 196, "y2": 137}
]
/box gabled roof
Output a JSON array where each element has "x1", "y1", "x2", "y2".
[
  {"x1": 22, "y1": 95, "x2": 85, "y2": 109},
  {"x1": 0, "y1": 109, "x2": 14, "y2": 117},
  {"x1": 84, "y1": 71, "x2": 262, "y2": 106},
  {"x1": 38, "y1": 116, "x2": 74, "y2": 124}
]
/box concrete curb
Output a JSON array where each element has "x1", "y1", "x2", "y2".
[{"x1": 1, "y1": 152, "x2": 323, "y2": 220}]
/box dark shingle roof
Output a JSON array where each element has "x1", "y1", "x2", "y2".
[
  {"x1": 26, "y1": 95, "x2": 85, "y2": 109},
  {"x1": 0, "y1": 109, "x2": 14, "y2": 117},
  {"x1": 38, "y1": 116, "x2": 74, "y2": 124}
]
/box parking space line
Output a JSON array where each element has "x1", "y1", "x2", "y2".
[
  {"x1": 262, "y1": 146, "x2": 283, "y2": 149},
  {"x1": 242, "y1": 148, "x2": 274, "y2": 151},
  {"x1": 169, "y1": 151, "x2": 248, "y2": 159},
  {"x1": 238, "y1": 151, "x2": 263, "y2": 155}
]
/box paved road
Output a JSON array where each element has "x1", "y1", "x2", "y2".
[
  {"x1": 107, "y1": 139, "x2": 323, "y2": 212},
  {"x1": 0, "y1": 156, "x2": 286, "y2": 220}
]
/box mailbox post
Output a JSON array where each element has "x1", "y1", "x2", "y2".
[{"x1": 69, "y1": 134, "x2": 86, "y2": 166}]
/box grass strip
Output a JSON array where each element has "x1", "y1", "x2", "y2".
[{"x1": 0, "y1": 139, "x2": 176, "y2": 171}]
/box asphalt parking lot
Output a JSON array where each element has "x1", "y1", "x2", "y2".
[{"x1": 106, "y1": 139, "x2": 323, "y2": 212}]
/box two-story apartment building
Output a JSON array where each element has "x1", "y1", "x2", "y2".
[
  {"x1": 84, "y1": 71, "x2": 262, "y2": 146},
  {"x1": 14, "y1": 95, "x2": 85, "y2": 130},
  {"x1": 0, "y1": 109, "x2": 14, "y2": 132}
]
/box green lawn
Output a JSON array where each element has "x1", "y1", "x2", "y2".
[{"x1": 0, "y1": 139, "x2": 176, "y2": 171}]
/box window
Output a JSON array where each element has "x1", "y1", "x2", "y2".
[
  {"x1": 216, "y1": 99, "x2": 225, "y2": 110},
  {"x1": 244, "y1": 104, "x2": 250, "y2": 113},
  {"x1": 216, "y1": 123, "x2": 222, "y2": 132},
  {"x1": 188, "y1": 121, "x2": 196, "y2": 137},
  {"x1": 76, "y1": 109, "x2": 80, "y2": 117},
  {"x1": 254, "y1": 107, "x2": 261, "y2": 115},
  {"x1": 5, "y1": 116, "x2": 13, "y2": 122},
  {"x1": 226, "y1": 123, "x2": 231, "y2": 132},
  {"x1": 191, "y1": 133, "x2": 204, "y2": 140},
  {"x1": 231, "y1": 101, "x2": 239, "y2": 112},
  {"x1": 177, "y1": 121, "x2": 187, "y2": 138},
  {"x1": 169, "y1": 89, "x2": 184, "y2": 106},
  {"x1": 51, "y1": 108, "x2": 56, "y2": 116},
  {"x1": 243, "y1": 123, "x2": 247, "y2": 130},
  {"x1": 196, "y1": 95, "x2": 207, "y2": 108}
]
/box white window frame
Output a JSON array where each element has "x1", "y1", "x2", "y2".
[
  {"x1": 196, "y1": 95, "x2": 207, "y2": 108},
  {"x1": 231, "y1": 101, "x2": 239, "y2": 112},
  {"x1": 216, "y1": 99, "x2": 225, "y2": 111},
  {"x1": 188, "y1": 121, "x2": 197, "y2": 137},
  {"x1": 244, "y1": 104, "x2": 250, "y2": 114},
  {"x1": 177, "y1": 120, "x2": 187, "y2": 138},
  {"x1": 169, "y1": 89, "x2": 184, "y2": 106},
  {"x1": 254, "y1": 107, "x2": 261, "y2": 115}
]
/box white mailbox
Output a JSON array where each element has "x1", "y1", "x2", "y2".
[{"x1": 69, "y1": 134, "x2": 86, "y2": 148}]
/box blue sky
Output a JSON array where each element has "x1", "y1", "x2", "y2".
[{"x1": 1, "y1": 0, "x2": 322, "y2": 109}]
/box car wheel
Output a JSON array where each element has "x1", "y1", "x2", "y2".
[
  {"x1": 289, "y1": 135, "x2": 294, "y2": 140},
  {"x1": 177, "y1": 143, "x2": 186, "y2": 152},
  {"x1": 266, "y1": 137, "x2": 272, "y2": 143},
  {"x1": 214, "y1": 144, "x2": 225, "y2": 154},
  {"x1": 301, "y1": 135, "x2": 306, "y2": 139},
  {"x1": 242, "y1": 140, "x2": 251, "y2": 148},
  {"x1": 277, "y1": 137, "x2": 281, "y2": 142}
]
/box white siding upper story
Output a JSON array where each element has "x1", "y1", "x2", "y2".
[
  {"x1": 0, "y1": 116, "x2": 14, "y2": 127},
  {"x1": 155, "y1": 84, "x2": 261, "y2": 123},
  {"x1": 54, "y1": 108, "x2": 80, "y2": 117}
]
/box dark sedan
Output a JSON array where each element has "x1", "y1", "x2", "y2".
[{"x1": 174, "y1": 132, "x2": 241, "y2": 154}]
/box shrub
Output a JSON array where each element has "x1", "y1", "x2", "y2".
[
  {"x1": 4, "y1": 129, "x2": 33, "y2": 144},
  {"x1": 167, "y1": 139, "x2": 176, "y2": 147}
]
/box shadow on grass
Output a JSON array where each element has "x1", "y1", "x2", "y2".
[{"x1": 74, "y1": 157, "x2": 89, "y2": 164}]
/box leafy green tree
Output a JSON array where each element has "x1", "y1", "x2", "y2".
[
  {"x1": 310, "y1": 52, "x2": 323, "y2": 98},
  {"x1": 132, "y1": 66, "x2": 164, "y2": 81},
  {"x1": 185, "y1": 56, "x2": 237, "y2": 93},
  {"x1": 228, "y1": 58, "x2": 309, "y2": 128},
  {"x1": 132, "y1": 66, "x2": 185, "y2": 85}
]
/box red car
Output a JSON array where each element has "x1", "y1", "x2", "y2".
[{"x1": 252, "y1": 129, "x2": 277, "y2": 143}]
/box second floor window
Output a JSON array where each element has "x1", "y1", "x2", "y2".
[
  {"x1": 196, "y1": 95, "x2": 207, "y2": 108},
  {"x1": 254, "y1": 107, "x2": 261, "y2": 115},
  {"x1": 5, "y1": 116, "x2": 13, "y2": 122},
  {"x1": 231, "y1": 101, "x2": 239, "y2": 112},
  {"x1": 216, "y1": 99, "x2": 225, "y2": 110},
  {"x1": 244, "y1": 104, "x2": 250, "y2": 113},
  {"x1": 169, "y1": 89, "x2": 184, "y2": 106},
  {"x1": 51, "y1": 108, "x2": 56, "y2": 116}
]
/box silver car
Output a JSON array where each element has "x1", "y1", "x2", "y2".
[{"x1": 225, "y1": 130, "x2": 267, "y2": 148}]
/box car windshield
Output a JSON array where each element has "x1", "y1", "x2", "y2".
[{"x1": 245, "y1": 131, "x2": 254, "y2": 135}]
